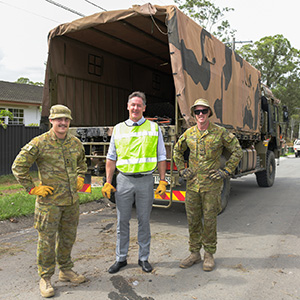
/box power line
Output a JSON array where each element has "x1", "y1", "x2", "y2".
[
  {"x1": 84, "y1": 0, "x2": 106, "y2": 12},
  {"x1": 45, "y1": 0, "x2": 85, "y2": 17},
  {"x1": 0, "y1": 0, "x2": 58, "y2": 23}
]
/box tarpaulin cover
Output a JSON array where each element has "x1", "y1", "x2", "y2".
[{"x1": 42, "y1": 3, "x2": 261, "y2": 134}]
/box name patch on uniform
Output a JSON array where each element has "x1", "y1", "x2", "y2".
[{"x1": 23, "y1": 144, "x2": 33, "y2": 152}]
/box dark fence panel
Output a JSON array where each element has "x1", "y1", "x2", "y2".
[{"x1": 0, "y1": 125, "x2": 46, "y2": 176}]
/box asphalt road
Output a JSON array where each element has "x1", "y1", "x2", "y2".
[{"x1": 0, "y1": 156, "x2": 299, "y2": 300}]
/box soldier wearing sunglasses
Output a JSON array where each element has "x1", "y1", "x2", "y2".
[{"x1": 173, "y1": 98, "x2": 242, "y2": 272}]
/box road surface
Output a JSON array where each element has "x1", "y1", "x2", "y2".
[{"x1": 0, "y1": 156, "x2": 299, "y2": 300}]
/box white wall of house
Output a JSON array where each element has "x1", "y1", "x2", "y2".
[{"x1": 24, "y1": 106, "x2": 41, "y2": 126}]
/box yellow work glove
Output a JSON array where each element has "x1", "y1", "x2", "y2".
[
  {"x1": 102, "y1": 182, "x2": 116, "y2": 199},
  {"x1": 77, "y1": 177, "x2": 85, "y2": 191},
  {"x1": 29, "y1": 185, "x2": 54, "y2": 197},
  {"x1": 155, "y1": 180, "x2": 168, "y2": 196}
]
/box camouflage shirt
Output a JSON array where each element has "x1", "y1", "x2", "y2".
[
  {"x1": 173, "y1": 122, "x2": 243, "y2": 192},
  {"x1": 12, "y1": 128, "x2": 87, "y2": 206}
]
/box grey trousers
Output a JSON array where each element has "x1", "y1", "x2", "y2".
[{"x1": 115, "y1": 173, "x2": 154, "y2": 262}]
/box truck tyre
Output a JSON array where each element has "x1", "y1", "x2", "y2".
[
  {"x1": 255, "y1": 150, "x2": 275, "y2": 187},
  {"x1": 219, "y1": 177, "x2": 231, "y2": 214}
]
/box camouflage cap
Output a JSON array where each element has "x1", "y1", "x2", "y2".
[
  {"x1": 190, "y1": 98, "x2": 213, "y2": 117},
  {"x1": 49, "y1": 104, "x2": 73, "y2": 120}
]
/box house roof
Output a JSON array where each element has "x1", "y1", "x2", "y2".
[{"x1": 0, "y1": 80, "x2": 43, "y2": 106}]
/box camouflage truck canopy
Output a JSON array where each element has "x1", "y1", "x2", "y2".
[{"x1": 42, "y1": 3, "x2": 261, "y2": 134}]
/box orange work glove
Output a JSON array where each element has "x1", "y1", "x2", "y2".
[
  {"x1": 155, "y1": 180, "x2": 168, "y2": 196},
  {"x1": 29, "y1": 185, "x2": 54, "y2": 197},
  {"x1": 102, "y1": 182, "x2": 116, "y2": 199},
  {"x1": 77, "y1": 177, "x2": 85, "y2": 191}
]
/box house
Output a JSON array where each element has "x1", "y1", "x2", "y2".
[{"x1": 0, "y1": 80, "x2": 43, "y2": 126}]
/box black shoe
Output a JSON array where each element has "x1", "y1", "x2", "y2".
[
  {"x1": 138, "y1": 260, "x2": 153, "y2": 273},
  {"x1": 108, "y1": 260, "x2": 127, "y2": 274}
]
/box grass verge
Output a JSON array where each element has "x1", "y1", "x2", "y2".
[
  {"x1": 0, "y1": 187, "x2": 103, "y2": 221},
  {"x1": 0, "y1": 172, "x2": 32, "y2": 185},
  {"x1": 0, "y1": 172, "x2": 104, "y2": 220}
]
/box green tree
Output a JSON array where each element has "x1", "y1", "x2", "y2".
[
  {"x1": 15, "y1": 77, "x2": 43, "y2": 86},
  {"x1": 237, "y1": 35, "x2": 300, "y2": 89},
  {"x1": 237, "y1": 34, "x2": 300, "y2": 139},
  {"x1": 174, "y1": 0, "x2": 235, "y2": 43},
  {"x1": 0, "y1": 109, "x2": 13, "y2": 129},
  {"x1": 272, "y1": 74, "x2": 300, "y2": 116}
]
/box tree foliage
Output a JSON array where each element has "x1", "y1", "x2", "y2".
[
  {"x1": 237, "y1": 35, "x2": 300, "y2": 88},
  {"x1": 237, "y1": 34, "x2": 300, "y2": 116},
  {"x1": 273, "y1": 75, "x2": 300, "y2": 117},
  {"x1": 174, "y1": 0, "x2": 235, "y2": 43},
  {"x1": 15, "y1": 77, "x2": 43, "y2": 86},
  {"x1": 0, "y1": 109, "x2": 13, "y2": 129}
]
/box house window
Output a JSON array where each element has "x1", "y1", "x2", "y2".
[
  {"x1": 8, "y1": 108, "x2": 24, "y2": 124},
  {"x1": 0, "y1": 107, "x2": 24, "y2": 125},
  {"x1": 88, "y1": 54, "x2": 103, "y2": 76}
]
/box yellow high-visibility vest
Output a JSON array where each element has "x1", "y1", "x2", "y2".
[{"x1": 114, "y1": 120, "x2": 159, "y2": 174}]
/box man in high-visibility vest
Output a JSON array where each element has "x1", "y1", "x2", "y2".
[{"x1": 102, "y1": 91, "x2": 167, "y2": 274}]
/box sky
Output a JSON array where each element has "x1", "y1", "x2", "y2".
[{"x1": 0, "y1": 0, "x2": 299, "y2": 83}]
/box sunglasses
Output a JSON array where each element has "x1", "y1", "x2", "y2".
[{"x1": 194, "y1": 108, "x2": 209, "y2": 115}]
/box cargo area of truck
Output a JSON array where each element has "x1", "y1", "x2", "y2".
[
  {"x1": 42, "y1": 4, "x2": 265, "y2": 139},
  {"x1": 42, "y1": 6, "x2": 176, "y2": 128}
]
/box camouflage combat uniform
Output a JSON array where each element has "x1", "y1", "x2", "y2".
[
  {"x1": 12, "y1": 128, "x2": 87, "y2": 277},
  {"x1": 173, "y1": 122, "x2": 242, "y2": 254}
]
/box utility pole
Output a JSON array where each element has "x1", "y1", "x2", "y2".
[
  {"x1": 295, "y1": 108, "x2": 300, "y2": 140},
  {"x1": 291, "y1": 118, "x2": 294, "y2": 140},
  {"x1": 230, "y1": 37, "x2": 253, "y2": 51}
]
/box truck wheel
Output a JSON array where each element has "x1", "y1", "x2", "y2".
[
  {"x1": 219, "y1": 177, "x2": 231, "y2": 214},
  {"x1": 255, "y1": 150, "x2": 275, "y2": 187}
]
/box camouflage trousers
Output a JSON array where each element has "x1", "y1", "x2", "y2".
[
  {"x1": 34, "y1": 201, "x2": 79, "y2": 278},
  {"x1": 185, "y1": 189, "x2": 221, "y2": 254}
]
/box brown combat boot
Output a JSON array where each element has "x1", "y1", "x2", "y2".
[
  {"x1": 39, "y1": 277, "x2": 54, "y2": 298},
  {"x1": 203, "y1": 252, "x2": 215, "y2": 271},
  {"x1": 59, "y1": 269, "x2": 86, "y2": 284},
  {"x1": 179, "y1": 252, "x2": 201, "y2": 268}
]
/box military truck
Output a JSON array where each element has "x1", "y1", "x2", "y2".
[{"x1": 41, "y1": 4, "x2": 287, "y2": 211}]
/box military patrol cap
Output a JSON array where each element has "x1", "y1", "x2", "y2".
[
  {"x1": 190, "y1": 98, "x2": 213, "y2": 117},
  {"x1": 49, "y1": 104, "x2": 73, "y2": 120}
]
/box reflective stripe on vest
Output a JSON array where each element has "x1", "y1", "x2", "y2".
[{"x1": 114, "y1": 120, "x2": 158, "y2": 174}]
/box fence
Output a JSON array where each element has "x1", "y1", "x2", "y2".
[{"x1": 0, "y1": 125, "x2": 46, "y2": 176}]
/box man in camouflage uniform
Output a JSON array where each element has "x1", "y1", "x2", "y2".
[
  {"x1": 173, "y1": 99, "x2": 242, "y2": 271},
  {"x1": 12, "y1": 105, "x2": 87, "y2": 298}
]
